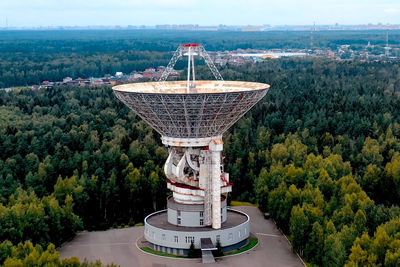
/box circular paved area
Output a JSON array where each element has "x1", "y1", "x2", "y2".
[{"x1": 59, "y1": 206, "x2": 304, "y2": 267}]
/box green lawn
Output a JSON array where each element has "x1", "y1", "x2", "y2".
[
  {"x1": 224, "y1": 237, "x2": 259, "y2": 256},
  {"x1": 140, "y1": 247, "x2": 186, "y2": 258},
  {"x1": 230, "y1": 201, "x2": 258, "y2": 207}
]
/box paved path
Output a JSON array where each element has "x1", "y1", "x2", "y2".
[{"x1": 59, "y1": 206, "x2": 304, "y2": 267}]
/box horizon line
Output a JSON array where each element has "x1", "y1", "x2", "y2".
[{"x1": 1, "y1": 23, "x2": 400, "y2": 31}]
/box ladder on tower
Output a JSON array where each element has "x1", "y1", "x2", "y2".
[{"x1": 204, "y1": 150, "x2": 212, "y2": 226}]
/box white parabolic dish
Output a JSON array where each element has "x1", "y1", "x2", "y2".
[{"x1": 113, "y1": 80, "x2": 270, "y2": 139}]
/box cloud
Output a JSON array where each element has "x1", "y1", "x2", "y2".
[{"x1": 384, "y1": 8, "x2": 400, "y2": 14}]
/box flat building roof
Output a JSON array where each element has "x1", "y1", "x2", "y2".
[{"x1": 146, "y1": 209, "x2": 248, "y2": 232}]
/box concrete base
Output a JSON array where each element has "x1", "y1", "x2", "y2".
[{"x1": 144, "y1": 209, "x2": 250, "y2": 254}]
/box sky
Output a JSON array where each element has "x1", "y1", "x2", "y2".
[{"x1": 1, "y1": 0, "x2": 400, "y2": 27}]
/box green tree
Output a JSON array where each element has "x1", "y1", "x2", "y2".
[
  {"x1": 0, "y1": 240, "x2": 13, "y2": 265},
  {"x1": 290, "y1": 205, "x2": 310, "y2": 256},
  {"x1": 188, "y1": 241, "x2": 196, "y2": 258},
  {"x1": 323, "y1": 234, "x2": 346, "y2": 267},
  {"x1": 305, "y1": 222, "x2": 324, "y2": 265}
]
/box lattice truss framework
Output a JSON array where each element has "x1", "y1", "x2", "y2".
[
  {"x1": 113, "y1": 89, "x2": 267, "y2": 138},
  {"x1": 158, "y1": 43, "x2": 223, "y2": 84}
]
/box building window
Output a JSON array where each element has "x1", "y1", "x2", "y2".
[
  {"x1": 200, "y1": 219, "x2": 204, "y2": 226},
  {"x1": 186, "y1": 236, "x2": 195, "y2": 243},
  {"x1": 162, "y1": 234, "x2": 166, "y2": 240},
  {"x1": 238, "y1": 231, "x2": 241, "y2": 238},
  {"x1": 174, "y1": 236, "x2": 178, "y2": 242},
  {"x1": 177, "y1": 218, "x2": 181, "y2": 225},
  {"x1": 228, "y1": 233, "x2": 233, "y2": 240},
  {"x1": 216, "y1": 235, "x2": 220, "y2": 242},
  {"x1": 177, "y1": 210, "x2": 181, "y2": 216},
  {"x1": 200, "y1": 211, "x2": 203, "y2": 217}
]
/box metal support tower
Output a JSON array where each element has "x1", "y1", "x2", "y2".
[{"x1": 113, "y1": 43, "x2": 270, "y2": 231}]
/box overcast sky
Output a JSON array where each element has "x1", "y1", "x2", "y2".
[{"x1": 1, "y1": 0, "x2": 400, "y2": 27}]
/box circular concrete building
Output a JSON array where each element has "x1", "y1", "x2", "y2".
[
  {"x1": 113, "y1": 44, "x2": 269, "y2": 259},
  {"x1": 144, "y1": 207, "x2": 250, "y2": 255}
]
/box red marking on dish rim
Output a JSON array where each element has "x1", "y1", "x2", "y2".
[{"x1": 181, "y1": 43, "x2": 200, "y2": 47}]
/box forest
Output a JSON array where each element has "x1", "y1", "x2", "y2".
[
  {"x1": 1, "y1": 29, "x2": 400, "y2": 87},
  {"x1": 2, "y1": 31, "x2": 400, "y2": 266}
]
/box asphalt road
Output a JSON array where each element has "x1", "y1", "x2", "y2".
[{"x1": 59, "y1": 206, "x2": 304, "y2": 267}]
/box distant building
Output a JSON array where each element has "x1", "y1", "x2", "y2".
[
  {"x1": 65, "y1": 80, "x2": 79, "y2": 86},
  {"x1": 168, "y1": 70, "x2": 180, "y2": 80},
  {"x1": 131, "y1": 73, "x2": 144, "y2": 80},
  {"x1": 241, "y1": 26, "x2": 265, "y2": 31},
  {"x1": 157, "y1": 66, "x2": 166, "y2": 72},
  {"x1": 76, "y1": 78, "x2": 85, "y2": 86},
  {"x1": 143, "y1": 73, "x2": 152, "y2": 79},
  {"x1": 197, "y1": 26, "x2": 218, "y2": 31},
  {"x1": 90, "y1": 78, "x2": 104, "y2": 86},
  {"x1": 63, "y1": 77, "x2": 73, "y2": 83},
  {"x1": 110, "y1": 78, "x2": 122, "y2": 86},
  {"x1": 41, "y1": 81, "x2": 54, "y2": 89},
  {"x1": 102, "y1": 78, "x2": 111, "y2": 84},
  {"x1": 153, "y1": 71, "x2": 163, "y2": 80},
  {"x1": 143, "y1": 68, "x2": 156, "y2": 79}
]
